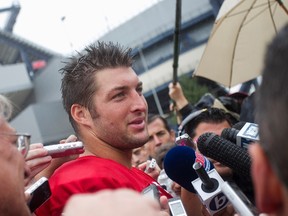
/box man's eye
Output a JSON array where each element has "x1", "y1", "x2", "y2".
[
  {"x1": 137, "y1": 86, "x2": 143, "y2": 95},
  {"x1": 112, "y1": 92, "x2": 125, "y2": 99},
  {"x1": 157, "y1": 131, "x2": 166, "y2": 137}
]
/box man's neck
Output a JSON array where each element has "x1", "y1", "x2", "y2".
[{"x1": 82, "y1": 141, "x2": 133, "y2": 168}]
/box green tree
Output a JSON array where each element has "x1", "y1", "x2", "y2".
[{"x1": 178, "y1": 74, "x2": 209, "y2": 105}]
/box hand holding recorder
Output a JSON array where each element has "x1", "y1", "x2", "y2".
[
  {"x1": 138, "y1": 158, "x2": 161, "y2": 180},
  {"x1": 26, "y1": 135, "x2": 84, "y2": 181}
]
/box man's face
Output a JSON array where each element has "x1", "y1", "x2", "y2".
[
  {"x1": 194, "y1": 121, "x2": 233, "y2": 179},
  {"x1": 131, "y1": 144, "x2": 149, "y2": 167},
  {"x1": 89, "y1": 67, "x2": 149, "y2": 150},
  {"x1": 0, "y1": 118, "x2": 30, "y2": 214},
  {"x1": 146, "y1": 118, "x2": 175, "y2": 158}
]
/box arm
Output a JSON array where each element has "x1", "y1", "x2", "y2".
[
  {"x1": 181, "y1": 187, "x2": 203, "y2": 216},
  {"x1": 63, "y1": 189, "x2": 170, "y2": 216},
  {"x1": 168, "y1": 82, "x2": 194, "y2": 119}
]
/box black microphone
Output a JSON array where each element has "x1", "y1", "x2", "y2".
[
  {"x1": 221, "y1": 121, "x2": 246, "y2": 144},
  {"x1": 163, "y1": 146, "x2": 214, "y2": 193},
  {"x1": 221, "y1": 122, "x2": 259, "y2": 149},
  {"x1": 193, "y1": 162, "x2": 218, "y2": 192},
  {"x1": 197, "y1": 132, "x2": 251, "y2": 178},
  {"x1": 221, "y1": 128, "x2": 239, "y2": 144},
  {"x1": 232, "y1": 121, "x2": 247, "y2": 130},
  {"x1": 197, "y1": 132, "x2": 255, "y2": 203}
]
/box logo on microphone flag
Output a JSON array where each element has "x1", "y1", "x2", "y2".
[{"x1": 195, "y1": 151, "x2": 213, "y2": 171}]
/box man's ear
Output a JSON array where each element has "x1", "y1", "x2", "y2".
[
  {"x1": 71, "y1": 104, "x2": 93, "y2": 127},
  {"x1": 249, "y1": 143, "x2": 283, "y2": 213}
]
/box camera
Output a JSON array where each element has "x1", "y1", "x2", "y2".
[{"x1": 175, "y1": 133, "x2": 196, "y2": 149}]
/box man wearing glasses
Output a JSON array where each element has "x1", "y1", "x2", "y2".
[{"x1": 0, "y1": 94, "x2": 31, "y2": 215}]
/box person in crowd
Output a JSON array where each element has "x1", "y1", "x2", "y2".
[
  {"x1": 131, "y1": 144, "x2": 149, "y2": 167},
  {"x1": 154, "y1": 141, "x2": 175, "y2": 170},
  {"x1": 155, "y1": 142, "x2": 181, "y2": 198},
  {"x1": 169, "y1": 82, "x2": 252, "y2": 215},
  {"x1": 145, "y1": 113, "x2": 176, "y2": 159},
  {"x1": 177, "y1": 107, "x2": 238, "y2": 216},
  {"x1": 249, "y1": 23, "x2": 288, "y2": 216},
  {"x1": 36, "y1": 41, "x2": 171, "y2": 216},
  {"x1": 131, "y1": 114, "x2": 175, "y2": 178},
  {"x1": 168, "y1": 82, "x2": 240, "y2": 124},
  {"x1": 133, "y1": 113, "x2": 176, "y2": 172},
  {"x1": 0, "y1": 94, "x2": 31, "y2": 215},
  {"x1": 169, "y1": 82, "x2": 238, "y2": 179}
]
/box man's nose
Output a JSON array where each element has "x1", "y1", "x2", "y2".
[
  {"x1": 153, "y1": 136, "x2": 161, "y2": 146},
  {"x1": 130, "y1": 92, "x2": 147, "y2": 113}
]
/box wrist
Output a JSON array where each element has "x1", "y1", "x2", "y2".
[{"x1": 175, "y1": 98, "x2": 189, "y2": 110}]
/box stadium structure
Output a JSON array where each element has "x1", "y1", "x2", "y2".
[{"x1": 0, "y1": 0, "x2": 224, "y2": 143}]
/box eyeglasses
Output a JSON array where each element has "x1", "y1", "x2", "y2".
[{"x1": 0, "y1": 133, "x2": 31, "y2": 158}]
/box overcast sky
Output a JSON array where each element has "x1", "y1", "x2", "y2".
[{"x1": 0, "y1": 0, "x2": 160, "y2": 55}]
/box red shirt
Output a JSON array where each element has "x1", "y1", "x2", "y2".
[{"x1": 35, "y1": 156, "x2": 171, "y2": 216}]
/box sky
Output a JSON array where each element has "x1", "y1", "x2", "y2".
[{"x1": 0, "y1": 0, "x2": 159, "y2": 55}]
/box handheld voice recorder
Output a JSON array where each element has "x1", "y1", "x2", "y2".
[
  {"x1": 168, "y1": 197, "x2": 188, "y2": 216},
  {"x1": 141, "y1": 184, "x2": 160, "y2": 201},
  {"x1": 44, "y1": 141, "x2": 84, "y2": 158}
]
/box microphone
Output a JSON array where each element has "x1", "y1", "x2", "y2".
[
  {"x1": 232, "y1": 121, "x2": 247, "y2": 130},
  {"x1": 197, "y1": 132, "x2": 251, "y2": 178},
  {"x1": 197, "y1": 132, "x2": 255, "y2": 203},
  {"x1": 221, "y1": 122, "x2": 259, "y2": 149},
  {"x1": 221, "y1": 128, "x2": 239, "y2": 144},
  {"x1": 163, "y1": 146, "x2": 214, "y2": 193},
  {"x1": 192, "y1": 162, "x2": 229, "y2": 215},
  {"x1": 221, "y1": 181, "x2": 259, "y2": 216},
  {"x1": 236, "y1": 122, "x2": 259, "y2": 149},
  {"x1": 221, "y1": 121, "x2": 246, "y2": 143}
]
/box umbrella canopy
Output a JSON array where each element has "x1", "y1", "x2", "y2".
[{"x1": 194, "y1": 0, "x2": 288, "y2": 88}]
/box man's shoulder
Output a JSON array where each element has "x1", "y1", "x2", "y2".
[
  {"x1": 54, "y1": 156, "x2": 121, "y2": 173},
  {"x1": 51, "y1": 156, "x2": 141, "y2": 180}
]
